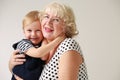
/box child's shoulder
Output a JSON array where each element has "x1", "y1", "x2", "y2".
[{"x1": 12, "y1": 39, "x2": 34, "y2": 54}]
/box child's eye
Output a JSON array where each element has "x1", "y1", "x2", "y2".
[
  {"x1": 27, "y1": 30, "x2": 32, "y2": 32},
  {"x1": 36, "y1": 30, "x2": 41, "y2": 32}
]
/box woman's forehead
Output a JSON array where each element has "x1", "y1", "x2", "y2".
[{"x1": 45, "y1": 8, "x2": 64, "y2": 18}]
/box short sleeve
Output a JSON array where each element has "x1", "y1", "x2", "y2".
[
  {"x1": 12, "y1": 39, "x2": 33, "y2": 54},
  {"x1": 58, "y1": 38, "x2": 82, "y2": 56}
]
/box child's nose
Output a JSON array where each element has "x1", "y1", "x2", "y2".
[{"x1": 31, "y1": 31, "x2": 36, "y2": 36}]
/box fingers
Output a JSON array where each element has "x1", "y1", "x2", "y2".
[
  {"x1": 57, "y1": 34, "x2": 65, "y2": 42},
  {"x1": 57, "y1": 32, "x2": 65, "y2": 37},
  {"x1": 10, "y1": 50, "x2": 26, "y2": 66},
  {"x1": 14, "y1": 54, "x2": 25, "y2": 59},
  {"x1": 14, "y1": 74, "x2": 23, "y2": 80},
  {"x1": 15, "y1": 58, "x2": 26, "y2": 63},
  {"x1": 12, "y1": 49, "x2": 19, "y2": 55},
  {"x1": 9, "y1": 50, "x2": 26, "y2": 72},
  {"x1": 13, "y1": 54, "x2": 26, "y2": 65}
]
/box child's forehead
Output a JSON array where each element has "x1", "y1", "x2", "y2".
[{"x1": 24, "y1": 20, "x2": 41, "y2": 29}]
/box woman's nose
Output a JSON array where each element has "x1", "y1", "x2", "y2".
[{"x1": 47, "y1": 18, "x2": 52, "y2": 25}]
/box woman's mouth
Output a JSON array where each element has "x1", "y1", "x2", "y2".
[{"x1": 44, "y1": 27, "x2": 53, "y2": 32}]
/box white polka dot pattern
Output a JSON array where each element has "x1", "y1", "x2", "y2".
[{"x1": 39, "y1": 38, "x2": 88, "y2": 80}]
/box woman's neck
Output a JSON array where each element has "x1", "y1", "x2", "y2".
[{"x1": 46, "y1": 39, "x2": 54, "y2": 43}]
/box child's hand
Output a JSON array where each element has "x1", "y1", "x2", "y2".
[{"x1": 56, "y1": 33, "x2": 66, "y2": 43}]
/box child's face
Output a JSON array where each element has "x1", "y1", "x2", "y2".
[{"x1": 24, "y1": 20, "x2": 43, "y2": 45}]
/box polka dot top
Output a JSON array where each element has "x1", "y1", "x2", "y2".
[{"x1": 39, "y1": 38, "x2": 88, "y2": 80}]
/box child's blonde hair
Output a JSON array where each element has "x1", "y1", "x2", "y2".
[
  {"x1": 22, "y1": 10, "x2": 42, "y2": 29},
  {"x1": 43, "y1": 2, "x2": 78, "y2": 38}
]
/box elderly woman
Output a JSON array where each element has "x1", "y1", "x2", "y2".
[{"x1": 9, "y1": 2, "x2": 88, "y2": 80}]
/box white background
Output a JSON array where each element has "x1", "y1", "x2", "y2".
[{"x1": 0, "y1": 0, "x2": 120, "y2": 80}]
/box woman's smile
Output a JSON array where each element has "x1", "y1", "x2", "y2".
[{"x1": 44, "y1": 27, "x2": 54, "y2": 32}]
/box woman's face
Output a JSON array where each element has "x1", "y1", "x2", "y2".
[
  {"x1": 41, "y1": 9, "x2": 65, "y2": 41},
  {"x1": 24, "y1": 21, "x2": 43, "y2": 45}
]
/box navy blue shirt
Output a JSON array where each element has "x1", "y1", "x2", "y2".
[{"x1": 11, "y1": 39, "x2": 45, "y2": 80}]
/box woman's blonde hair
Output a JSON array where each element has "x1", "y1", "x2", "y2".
[
  {"x1": 43, "y1": 2, "x2": 79, "y2": 38},
  {"x1": 22, "y1": 10, "x2": 42, "y2": 29}
]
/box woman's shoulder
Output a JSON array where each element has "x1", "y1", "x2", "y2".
[
  {"x1": 58, "y1": 38, "x2": 82, "y2": 55},
  {"x1": 62, "y1": 38, "x2": 80, "y2": 48}
]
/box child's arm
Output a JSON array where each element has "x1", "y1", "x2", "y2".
[
  {"x1": 25, "y1": 36, "x2": 64, "y2": 58},
  {"x1": 39, "y1": 39, "x2": 49, "y2": 61}
]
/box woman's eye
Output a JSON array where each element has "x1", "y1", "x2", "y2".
[
  {"x1": 53, "y1": 18, "x2": 60, "y2": 22},
  {"x1": 43, "y1": 15, "x2": 49, "y2": 19}
]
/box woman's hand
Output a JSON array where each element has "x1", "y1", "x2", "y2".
[
  {"x1": 9, "y1": 50, "x2": 26, "y2": 72},
  {"x1": 14, "y1": 74, "x2": 23, "y2": 80}
]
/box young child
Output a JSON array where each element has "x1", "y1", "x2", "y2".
[{"x1": 11, "y1": 10, "x2": 63, "y2": 80}]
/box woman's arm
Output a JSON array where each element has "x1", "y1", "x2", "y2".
[
  {"x1": 25, "y1": 36, "x2": 65, "y2": 58},
  {"x1": 9, "y1": 50, "x2": 26, "y2": 72},
  {"x1": 58, "y1": 50, "x2": 83, "y2": 80}
]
